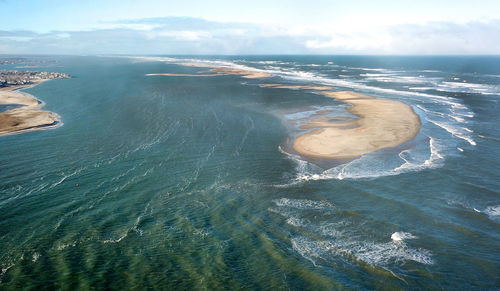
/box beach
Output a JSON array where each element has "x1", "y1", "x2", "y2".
[
  {"x1": 0, "y1": 81, "x2": 59, "y2": 136},
  {"x1": 293, "y1": 91, "x2": 421, "y2": 159}
]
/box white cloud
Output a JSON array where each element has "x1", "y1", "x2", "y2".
[
  {"x1": 0, "y1": 36, "x2": 34, "y2": 42},
  {"x1": 93, "y1": 23, "x2": 163, "y2": 31},
  {"x1": 305, "y1": 33, "x2": 393, "y2": 51},
  {"x1": 146, "y1": 30, "x2": 212, "y2": 41},
  {"x1": 0, "y1": 17, "x2": 499, "y2": 54}
]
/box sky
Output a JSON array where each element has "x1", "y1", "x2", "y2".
[{"x1": 1, "y1": 0, "x2": 499, "y2": 55}]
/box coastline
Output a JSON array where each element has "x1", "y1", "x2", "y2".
[{"x1": 0, "y1": 80, "x2": 61, "y2": 136}]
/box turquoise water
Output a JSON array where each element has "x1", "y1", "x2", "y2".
[{"x1": 1, "y1": 56, "x2": 499, "y2": 289}]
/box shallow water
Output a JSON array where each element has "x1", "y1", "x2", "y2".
[{"x1": 0, "y1": 55, "x2": 499, "y2": 289}]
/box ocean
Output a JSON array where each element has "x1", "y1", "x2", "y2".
[{"x1": 1, "y1": 55, "x2": 499, "y2": 289}]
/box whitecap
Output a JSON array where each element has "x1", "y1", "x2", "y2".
[
  {"x1": 484, "y1": 205, "x2": 500, "y2": 222},
  {"x1": 391, "y1": 232, "x2": 417, "y2": 242}
]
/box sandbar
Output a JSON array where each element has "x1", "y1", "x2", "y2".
[
  {"x1": 148, "y1": 67, "x2": 271, "y2": 79},
  {"x1": 261, "y1": 84, "x2": 333, "y2": 90},
  {"x1": 293, "y1": 91, "x2": 421, "y2": 159},
  {"x1": 0, "y1": 81, "x2": 59, "y2": 136},
  {"x1": 146, "y1": 73, "x2": 219, "y2": 77}
]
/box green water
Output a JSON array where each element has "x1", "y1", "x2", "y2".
[{"x1": 0, "y1": 56, "x2": 499, "y2": 289}]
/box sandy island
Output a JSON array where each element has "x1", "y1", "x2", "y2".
[
  {"x1": 0, "y1": 81, "x2": 60, "y2": 136},
  {"x1": 148, "y1": 62, "x2": 421, "y2": 160},
  {"x1": 293, "y1": 91, "x2": 421, "y2": 159}
]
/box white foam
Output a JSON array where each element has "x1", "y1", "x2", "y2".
[
  {"x1": 103, "y1": 232, "x2": 128, "y2": 244},
  {"x1": 416, "y1": 104, "x2": 472, "y2": 125},
  {"x1": 280, "y1": 136, "x2": 444, "y2": 182},
  {"x1": 349, "y1": 66, "x2": 398, "y2": 72},
  {"x1": 484, "y1": 205, "x2": 500, "y2": 222},
  {"x1": 48, "y1": 167, "x2": 85, "y2": 190},
  {"x1": 238, "y1": 60, "x2": 291, "y2": 66},
  {"x1": 391, "y1": 232, "x2": 417, "y2": 242},
  {"x1": 32, "y1": 252, "x2": 40, "y2": 263},
  {"x1": 438, "y1": 81, "x2": 500, "y2": 95},
  {"x1": 426, "y1": 118, "x2": 476, "y2": 146},
  {"x1": 291, "y1": 235, "x2": 433, "y2": 267},
  {"x1": 362, "y1": 74, "x2": 437, "y2": 85},
  {"x1": 286, "y1": 217, "x2": 307, "y2": 227},
  {"x1": 271, "y1": 197, "x2": 433, "y2": 268},
  {"x1": 273, "y1": 198, "x2": 334, "y2": 210},
  {"x1": 0, "y1": 263, "x2": 15, "y2": 283},
  {"x1": 193, "y1": 228, "x2": 210, "y2": 238},
  {"x1": 410, "y1": 81, "x2": 499, "y2": 96},
  {"x1": 56, "y1": 240, "x2": 77, "y2": 250}
]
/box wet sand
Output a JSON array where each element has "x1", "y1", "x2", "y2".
[
  {"x1": 0, "y1": 81, "x2": 60, "y2": 136},
  {"x1": 293, "y1": 91, "x2": 421, "y2": 159}
]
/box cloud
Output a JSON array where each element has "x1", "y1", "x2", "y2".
[
  {"x1": 146, "y1": 30, "x2": 212, "y2": 41},
  {"x1": 0, "y1": 16, "x2": 499, "y2": 55}
]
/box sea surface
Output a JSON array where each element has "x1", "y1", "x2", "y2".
[{"x1": 1, "y1": 55, "x2": 499, "y2": 289}]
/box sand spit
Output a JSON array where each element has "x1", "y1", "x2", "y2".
[
  {"x1": 293, "y1": 91, "x2": 421, "y2": 159},
  {"x1": 0, "y1": 81, "x2": 60, "y2": 136},
  {"x1": 148, "y1": 67, "x2": 271, "y2": 79}
]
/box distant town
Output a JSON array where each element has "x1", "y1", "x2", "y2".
[
  {"x1": 0, "y1": 57, "x2": 57, "y2": 65},
  {"x1": 0, "y1": 70, "x2": 71, "y2": 88}
]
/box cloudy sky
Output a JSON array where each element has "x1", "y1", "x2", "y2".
[{"x1": 1, "y1": 0, "x2": 499, "y2": 55}]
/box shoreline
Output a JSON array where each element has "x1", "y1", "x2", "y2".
[{"x1": 0, "y1": 80, "x2": 61, "y2": 136}]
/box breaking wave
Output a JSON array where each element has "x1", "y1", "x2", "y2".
[{"x1": 269, "y1": 198, "x2": 433, "y2": 268}]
